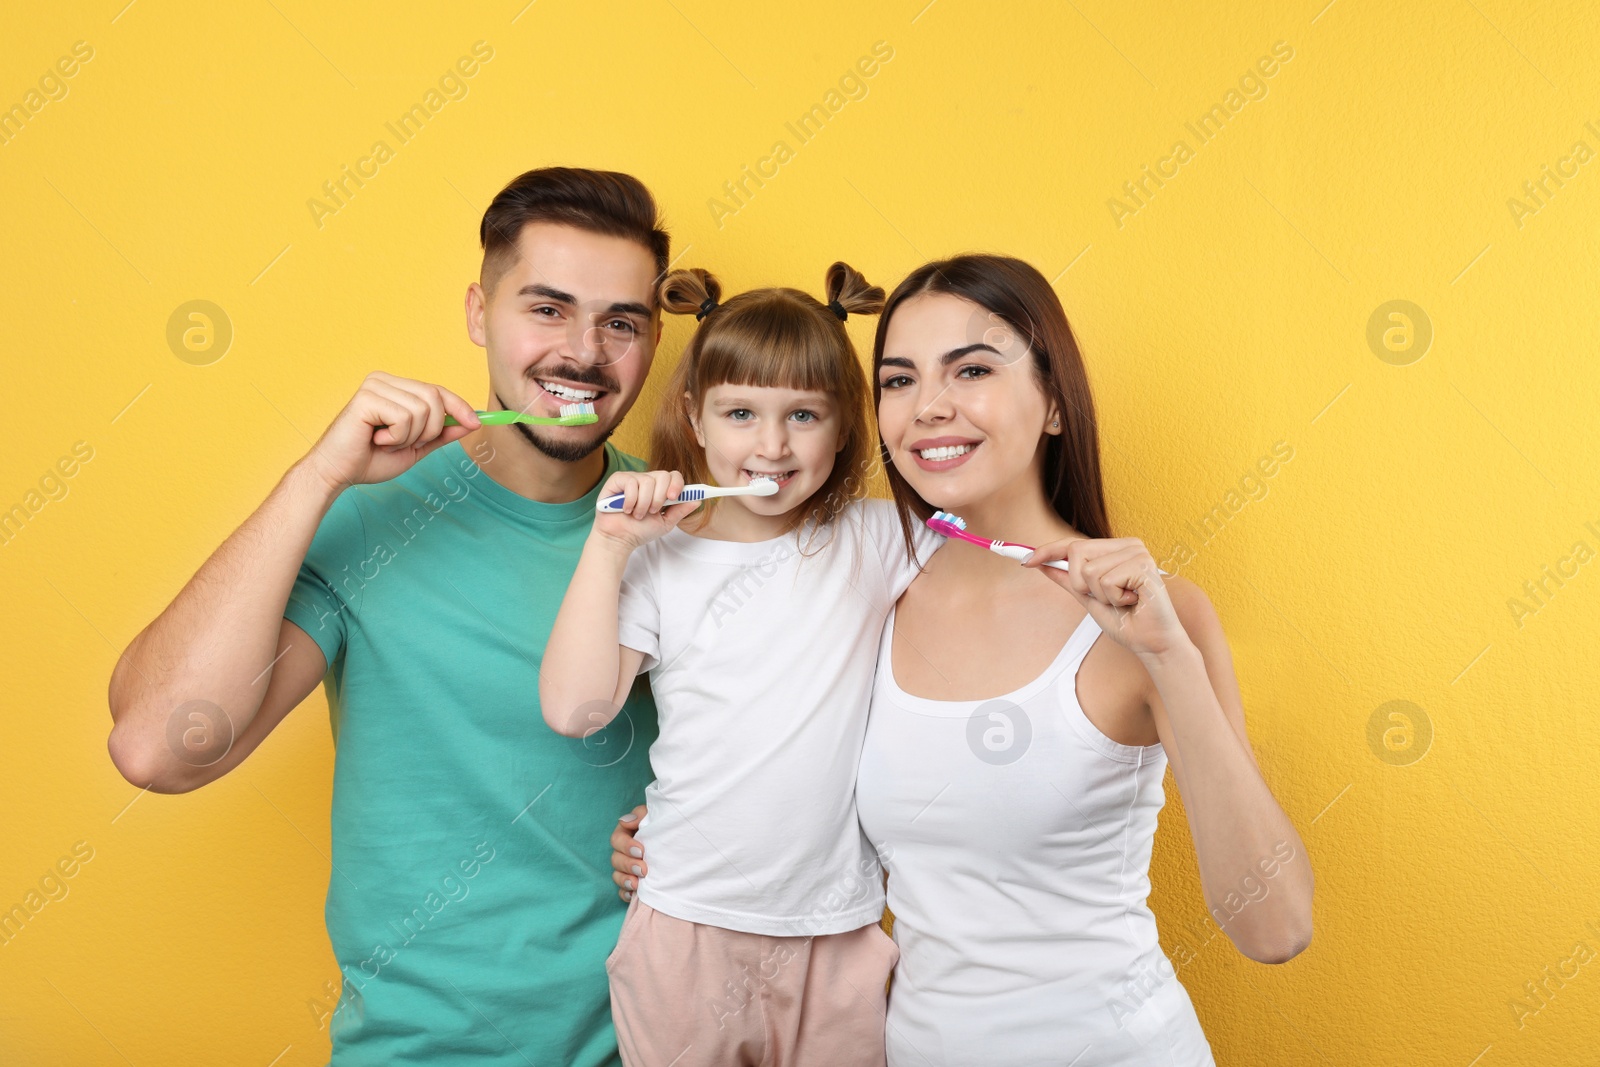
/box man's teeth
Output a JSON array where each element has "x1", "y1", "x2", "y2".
[
  {"x1": 540, "y1": 380, "x2": 600, "y2": 401},
  {"x1": 918, "y1": 444, "x2": 975, "y2": 461}
]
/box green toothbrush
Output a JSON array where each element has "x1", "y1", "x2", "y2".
[{"x1": 444, "y1": 402, "x2": 598, "y2": 427}]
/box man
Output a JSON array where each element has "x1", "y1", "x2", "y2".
[{"x1": 107, "y1": 167, "x2": 669, "y2": 1065}]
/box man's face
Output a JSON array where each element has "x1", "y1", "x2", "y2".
[{"x1": 466, "y1": 222, "x2": 662, "y2": 462}]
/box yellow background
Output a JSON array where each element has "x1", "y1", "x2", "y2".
[{"x1": 3, "y1": 1, "x2": 1597, "y2": 1063}]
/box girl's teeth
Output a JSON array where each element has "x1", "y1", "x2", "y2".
[{"x1": 918, "y1": 444, "x2": 975, "y2": 461}]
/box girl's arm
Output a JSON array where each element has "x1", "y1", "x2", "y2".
[
  {"x1": 1024, "y1": 537, "x2": 1313, "y2": 965},
  {"x1": 540, "y1": 468, "x2": 695, "y2": 737},
  {"x1": 541, "y1": 534, "x2": 643, "y2": 737}
]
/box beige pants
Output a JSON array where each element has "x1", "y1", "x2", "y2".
[{"x1": 607, "y1": 895, "x2": 898, "y2": 1067}]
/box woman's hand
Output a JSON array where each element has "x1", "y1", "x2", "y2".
[
  {"x1": 609, "y1": 805, "x2": 649, "y2": 901},
  {"x1": 1022, "y1": 536, "x2": 1190, "y2": 659},
  {"x1": 591, "y1": 470, "x2": 699, "y2": 554}
]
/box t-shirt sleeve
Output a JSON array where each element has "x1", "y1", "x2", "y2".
[
  {"x1": 615, "y1": 544, "x2": 661, "y2": 674},
  {"x1": 282, "y1": 489, "x2": 368, "y2": 671},
  {"x1": 862, "y1": 498, "x2": 939, "y2": 599}
]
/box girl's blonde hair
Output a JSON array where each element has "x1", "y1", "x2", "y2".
[{"x1": 649, "y1": 262, "x2": 885, "y2": 534}]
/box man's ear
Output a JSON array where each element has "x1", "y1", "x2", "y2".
[
  {"x1": 685, "y1": 392, "x2": 705, "y2": 447},
  {"x1": 465, "y1": 282, "x2": 488, "y2": 348}
]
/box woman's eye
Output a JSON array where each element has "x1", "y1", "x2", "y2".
[
  {"x1": 956, "y1": 364, "x2": 990, "y2": 380},
  {"x1": 879, "y1": 374, "x2": 911, "y2": 389}
]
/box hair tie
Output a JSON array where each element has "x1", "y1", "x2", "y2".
[
  {"x1": 695, "y1": 296, "x2": 718, "y2": 321},
  {"x1": 827, "y1": 299, "x2": 848, "y2": 321}
]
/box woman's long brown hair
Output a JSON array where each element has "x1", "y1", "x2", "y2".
[{"x1": 871, "y1": 254, "x2": 1115, "y2": 558}]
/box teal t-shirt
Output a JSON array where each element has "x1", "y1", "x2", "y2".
[{"x1": 283, "y1": 439, "x2": 658, "y2": 1067}]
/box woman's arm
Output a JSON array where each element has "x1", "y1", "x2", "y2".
[
  {"x1": 1143, "y1": 579, "x2": 1313, "y2": 964},
  {"x1": 1024, "y1": 538, "x2": 1313, "y2": 964}
]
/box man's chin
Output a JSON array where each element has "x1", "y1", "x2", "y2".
[{"x1": 511, "y1": 421, "x2": 611, "y2": 463}]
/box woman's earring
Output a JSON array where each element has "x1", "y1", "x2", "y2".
[{"x1": 1050, "y1": 419, "x2": 1059, "y2": 429}]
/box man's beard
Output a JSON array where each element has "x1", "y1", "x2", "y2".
[{"x1": 494, "y1": 390, "x2": 614, "y2": 463}]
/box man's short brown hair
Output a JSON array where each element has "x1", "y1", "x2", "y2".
[{"x1": 478, "y1": 167, "x2": 671, "y2": 298}]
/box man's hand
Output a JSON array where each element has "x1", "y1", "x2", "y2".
[{"x1": 302, "y1": 372, "x2": 482, "y2": 492}]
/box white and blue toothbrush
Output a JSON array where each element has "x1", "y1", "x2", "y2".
[{"x1": 596, "y1": 477, "x2": 780, "y2": 514}]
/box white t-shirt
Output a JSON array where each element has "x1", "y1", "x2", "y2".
[{"x1": 617, "y1": 497, "x2": 939, "y2": 936}]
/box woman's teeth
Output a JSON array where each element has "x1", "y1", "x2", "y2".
[
  {"x1": 539, "y1": 380, "x2": 600, "y2": 402},
  {"x1": 918, "y1": 444, "x2": 975, "y2": 461}
]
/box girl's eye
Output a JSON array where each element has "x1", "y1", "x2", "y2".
[
  {"x1": 956, "y1": 364, "x2": 991, "y2": 380},
  {"x1": 727, "y1": 409, "x2": 753, "y2": 421},
  {"x1": 879, "y1": 374, "x2": 911, "y2": 389},
  {"x1": 790, "y1": 410, "x2": 817, "y2": 424}
]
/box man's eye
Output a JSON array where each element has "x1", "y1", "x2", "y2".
[
  {"x1": 606, "y1": 319, "x2": 637, "y2": 334},
  {"x1": 532, "y1": 306, "x2": 561, "y2": 318}
]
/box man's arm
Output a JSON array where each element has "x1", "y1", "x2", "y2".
[
  {"x1": 107, "y1": 373, "x2": 481, "y2": 793},
  {"x1": 107, "y1": 464, "x2": 339, "y2": 792}
]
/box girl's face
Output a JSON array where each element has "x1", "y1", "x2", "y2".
[
  {"x1": 689, "y1": 383, "x2": 845, "y2": 519},
  {"x1": 876, "y1": 292, "x2": 1060, "y2": 513}
]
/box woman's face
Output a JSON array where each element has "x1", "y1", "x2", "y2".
[{"x1": 876, "y1": 292, "x2": 1059, "y2": 513}]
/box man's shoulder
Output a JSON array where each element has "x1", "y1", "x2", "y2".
[{"x1": 610, "y1": 444, "x2": 649, "y2": 474}]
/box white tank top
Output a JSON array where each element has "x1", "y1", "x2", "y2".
[{"x1": 856, "y1": 606, "x2": 1215, "y2": 1066}]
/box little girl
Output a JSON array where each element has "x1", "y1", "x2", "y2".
[{"x1": 541, "y1": 263, "x2": 939, "y2": 1067}]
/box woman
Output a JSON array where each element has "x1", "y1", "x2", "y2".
[{"x1": 611, "y1": 254, "x2": 1313, "y2": 1065}]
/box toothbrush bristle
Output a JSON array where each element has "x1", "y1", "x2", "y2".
[
  {"x1": 560, "y1": 402, "x2": 596, "y2": 416},
  {"x1": 929, "y1": 510, "x2": 967, "y2": 530}
]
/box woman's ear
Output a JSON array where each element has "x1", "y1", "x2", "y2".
[
  {"x1": 685, "y1": 392, "x2": 706, "y2": 447},
  {"x1": 1045, "y1": 404, "x2": 1063, "y2": 436}
]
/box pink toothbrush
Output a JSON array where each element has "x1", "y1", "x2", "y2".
[{"x1": 925, "y1": 511, "x2": 1170, "y2": 576}]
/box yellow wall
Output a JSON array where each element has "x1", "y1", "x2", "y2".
[{"x1": 3, "y1": 2, "x2": 1596, "y2": 1063}]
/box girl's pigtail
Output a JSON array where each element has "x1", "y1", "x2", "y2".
[
  {"x1": 824, "y1": 261, "x2": 886, "y2": 318},
  {"x1": 659, "y1": 268, "x2": 722, "y2": 318}
]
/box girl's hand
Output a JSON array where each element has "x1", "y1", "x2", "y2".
[
  {"x1": 1022, "y1": 537, "x2": 1190, "y2": 659},
  {"x1": 591, "y1": 470, "x2": 699, "y2": 553},
  {"x1": 610, "y1": 805, "x2": 648, "y2": 901}
]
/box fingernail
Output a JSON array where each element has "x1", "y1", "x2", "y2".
[
  {"x1": 625, "y1": 878, "x2": 636, "y2": 890},
  {"x1": 1021, "y1": 551, "x2": 1034, "y2": 564},
  {"x1": 631, "y1": 865, "x2": 642, "y2": 876},
  {"x1": 629, "y1": 847, "x2": 643, "y2": 859},
  {"x1": 622, "y1": 890, "x2": 632, "y2": 901},
  {"x1": 619, "y1": 813, "x2": 636, "y2": 821}
]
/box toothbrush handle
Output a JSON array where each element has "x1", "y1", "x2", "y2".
[
  {"x1": 998, "y1": 541, "x2": 1170, "y2": 577},
  {"x1": 597, "y1": 487, "x2": 710, "y2": 513}
]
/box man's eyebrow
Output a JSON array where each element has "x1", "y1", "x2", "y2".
[
  {"x1": 878, "y1": 344, "x2": 1000, "y2": 372},
  {"x1": 515, "y1": 285, "x2": 651, "y2": 318},
  {"x1": 517, "y1": 284, "x2": 576, "y2": 304}
]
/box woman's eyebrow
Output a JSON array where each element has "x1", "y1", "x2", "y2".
[
  {"x1": 941, "y1": 343, "x2": 1002, "y2": 364},
  {"x1": 880, "y1": 344, "x2": 1001, "y2": 372}
]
